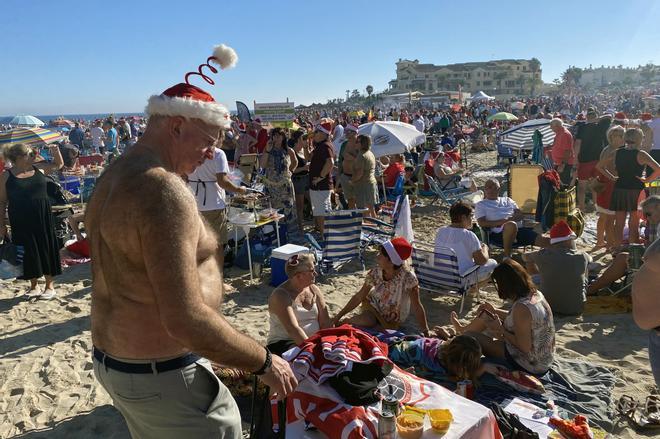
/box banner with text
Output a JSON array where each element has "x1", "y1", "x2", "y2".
[{"x1": 254, "y1": 102, "x2": 295, "y2": 127}]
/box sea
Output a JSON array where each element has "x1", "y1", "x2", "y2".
[{"x1": 0, "y1": 113, "x2": 144, "y2": 125}]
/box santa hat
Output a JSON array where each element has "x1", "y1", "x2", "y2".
[
  {"x1": 315, "y1": 121, "x2": 333, "y2": 135},
  {"x1": 145, "y1": 44, "x2": 238, "y2": 128},
  {"x1": 640, "y1": 112, "x2": 653, "y2": 121},
  {"x1": 576, "y1": 113, "x2": 586, "y2": 121},
  {"x1": 382, "y1": 237, "x2": 413, "y2": 266},
  {"x1": 550, "y1": 220, "x2": 576, "y2": 244},
  {"x1": 345, "y1": 123, "x2": 359, "y2": 133},
  {"x1": 614, "y1": 111, "x2": 627, "y2": 122}
]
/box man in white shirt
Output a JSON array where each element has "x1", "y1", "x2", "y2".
[
  {"x1": 413, "y1": 114, "x2": 425, "y2": 133},
  {"x1": 475, "y1": 179, "x2": 548, "y2": 257},
  {"x1": 647, "y1": 109, "x2": 660, "y2": 164},
  {"x1": 187, "y1": 147, "x2": 247, "y2": 267},
  {"x1": 332, "y1": 120, "x2": 344, "y2": 143},
  {"x1": 89, "y1": 120, "x2": 105, "y2": 154},
  {"x1": 434, "y1": 201, "x2": 496, "y2": 281}
]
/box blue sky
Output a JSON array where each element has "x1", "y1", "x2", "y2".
[{"x1": 1, "y1": 0, "x2": 659, "y2": 116}]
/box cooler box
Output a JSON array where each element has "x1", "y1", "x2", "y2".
[{"x1": 271, "y1": 244, "x2": 309, "y2": 286}]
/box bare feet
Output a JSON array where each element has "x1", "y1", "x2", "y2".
[{"x1": 450, "y1": 311, "x2": 465, "y2": 335}]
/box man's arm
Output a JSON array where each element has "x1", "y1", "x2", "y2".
[
  {"x1": 216, "y1": 173, "x2": 246, "y2": 194},
  {"x1": 476, "y1": 215, "x2": 507, "y2": 228},
  {"x1": 140, "y1": 173, "x2": 296, "y2": 395}
]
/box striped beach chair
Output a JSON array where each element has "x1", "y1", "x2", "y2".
[
  {"x1": 305, "y1": 209, "x2": 365, "y2": 275},
  {"x1": 425, "y1": 176, "x2": 473, "y2": 207},
  {"x1": 411, "y1": 245, "x2": 480, "y2": 314}
]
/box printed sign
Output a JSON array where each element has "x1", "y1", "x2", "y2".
[{"x1": 253, "y1": 102, "x2": 295, "y2": 125}]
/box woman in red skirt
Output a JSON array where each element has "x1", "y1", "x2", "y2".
[{"x1": 594, "y1": 126, "x2": 624, "y2": 249}]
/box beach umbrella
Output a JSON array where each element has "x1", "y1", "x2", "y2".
[
  {"x1": 0, "y1": 127, "x2": 64, "y2": 146},
  {"x1": 357, "y1": 121, "x2": 426, "y2": 158},
  {"x1": 500, "y1": 118, "x2": 555, "y2": 150},
  {"x1": 50, "y1": 118, "x2": 75, "y2": 128},
  {"x1": 10, "y1": 114, "x2": 45, "y2": 127},
  {"x1": 487, "y1": 112, "x2": 518, "y2": 122}
]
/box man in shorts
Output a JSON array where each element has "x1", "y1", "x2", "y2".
[
  {"x1": 309, "y1": 121, "x2": 335, "y2": 233},
  {"x1": 475, "y1": 179, "x2": 549, "y2": 257},
  {"x1": 86, "y1": 45, "x2": 297, "y2": 439},
  {"x1": 187, "y1": 146, "x2": 246, "y2": 268},
  {"x1": 573, "y1": 108, "x2": 611, "y2": 211},
  {"x1": 336, "y1": 124, "x2": 359, "y2": 209}
]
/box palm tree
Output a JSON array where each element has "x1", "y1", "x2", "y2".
[{"x1": 366, "y1": 85, "x2": 374, "y2": 97}]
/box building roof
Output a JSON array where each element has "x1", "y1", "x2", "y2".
[{"x1": 397, "y1": 58, "x2": 533, "y2": 72}]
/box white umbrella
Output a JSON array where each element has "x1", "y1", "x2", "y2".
[
  {"x1": 470, "y1": 91, "x2": 494, "y2": 102},
  {"x1": 10, "y1": 114, "x2": 45, "y2": 127},
  {"x1": 357, "y1": 121, "x2": 425, "y2": 158}
]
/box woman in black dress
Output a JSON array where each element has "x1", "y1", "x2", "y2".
[
  {"x1": 598, "y1": 128, "x2": 660, "y2": 248},
  {"x1": 0, "y1": 143, "x2": 64, "y2": 299}
]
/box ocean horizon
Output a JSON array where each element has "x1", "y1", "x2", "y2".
[{"x1": 0, "y1": 113, "x2": 145, "y2": 125}]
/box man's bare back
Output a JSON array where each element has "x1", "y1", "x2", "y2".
[
  {"x1": 87, "y1": 148, "x2": 223, "y2": 359},
  {"x1": 341, "y1": 140, "x2": 359, "y2": 175}
]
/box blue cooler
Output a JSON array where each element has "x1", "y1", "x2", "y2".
[{"x1": 271, "y1": 244, "x2": 309, "y2": 286}]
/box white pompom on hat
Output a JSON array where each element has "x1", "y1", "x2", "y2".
[{"x1": 145, "y1": 44, "x2": 238, "y2": 128}]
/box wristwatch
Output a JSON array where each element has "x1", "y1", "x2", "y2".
[{"x1": 253, "y1": 347, "x2": 272, "y2": 375}]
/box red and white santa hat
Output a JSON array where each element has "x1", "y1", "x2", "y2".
[
  {"x1": 549, "y1": 220, "x2": 576, "y2": 244},
  {"x1": 315, "y1": 121, "x2": 333, "y2": 135},
  {"x1": 345, "y1": 123, "x2": 359, "y2": 133},
  {"x1": 382, "y1": 237, "x2": 413, "y2": 266},
  {"x1": 614, "y1": 111, "x2": 628, "y2": 123},
  {"x1": 145, "y1": 44, "x2": 238, "y2": 129},
  {"x1": 640, "y1": 113, "x2": 653, "y2": 122}
]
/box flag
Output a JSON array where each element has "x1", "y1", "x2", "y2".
[
  {"x1": 235, "y1": 101, "x2": 251, "y2": 123},
  {"x1": 458, "y1": 84, "x2": 463, "y2": 102}
]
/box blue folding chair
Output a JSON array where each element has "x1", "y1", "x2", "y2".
[
  {"x1": 385, "y1": 174, "x2": 405, "y2": 202},
  {"x1": 305, "y1": 209, "x2": 366, "y2": 275},
  {"x1": 411, "y1": 246, "x2": 480, "y2": 314},
  {"x1": 362, "y1": 195, "x2": 406, "y2": 249},
  {"x1": 425, "y1": 176, "x2": 472, "y2": 207},
  {"x1": 496, "y1": 142, "x2": 517, "y2": 165}
]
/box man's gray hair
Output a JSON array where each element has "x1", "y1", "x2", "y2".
[{"x1": 550, "y1": 118, "x2": 563, "y2": 127}]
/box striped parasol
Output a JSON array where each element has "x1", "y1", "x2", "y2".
[
  {"x1": 0, "y1": 127, "x2": 64, "y2": 146},
  {"x1": 500, "y1": 118, "x2": 555, "y2": 150},
  {"x1": 50, "y1": 118, "x2": 75, "y2": 128},
  {"x1": 10, "y1": 114, "x2": 45, "y2": 127}
]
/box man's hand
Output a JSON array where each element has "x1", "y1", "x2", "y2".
[
  {"x1": 477, "y1": 302, "x2": 496, "y2": 315},
  {"x1": 258, "y1": 354, "x2": 298, "y2": 400}
]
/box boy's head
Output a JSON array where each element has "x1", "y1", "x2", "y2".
[{"x1": 438, "y1": 335, "x2": 482, "y2": 382}]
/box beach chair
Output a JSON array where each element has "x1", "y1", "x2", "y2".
[
  {"x1": 305, "y1": 209, "x2": 366, "y2": 275},
  {"x1": 425, "y1": 176, "x2": 472, "y2": 207},
  {"x1": 496, "y1": 142, "x2": 516, "y2": 165},
  {"x1": 362, "y1": 195, "x2": 405, "y2": 249},
  {"x1": 482, "y1": 164, "x2": 544, "y2": 250},
  {"x1": 411, "y1": 245, "x2": 480, "y2": 314},
  {"x1": 385, "y1": 175, "x2": 405, "y2": 202}
]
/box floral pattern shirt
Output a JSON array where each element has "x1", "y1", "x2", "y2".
[{"x1": 365, "y1": 266, "x2": 418, "y2": 324}]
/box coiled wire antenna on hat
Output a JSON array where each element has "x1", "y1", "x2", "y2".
[{"x1": 184, "y1": 44, "x2": 238, "y2": 86}]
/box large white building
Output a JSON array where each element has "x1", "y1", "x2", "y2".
[
  {"x1": 388, "y1": 58, "x2": 542, "y2": 97},
  {"x1": 578, "y1": 64, "x2": 659, "y2": 87}
]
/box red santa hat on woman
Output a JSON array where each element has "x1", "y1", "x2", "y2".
[
  {"x1": 382, "y1": 237, "x2": 413, "y2": 266},
  {"x1": 315, "y1": 121, "x2": 334, "y2": 135},
  {"x1": 614, "y1": 111, "x2": 628, "y2": 123},
  {"x1": 145, "y1": 44, "x2": 238, "y2": 129},
  {"x1": 345, "y1": 123, "x2": 359, "y2": 133},
  {"x1": 549, "y1": 220, "x2": 576, "y2": 244}
]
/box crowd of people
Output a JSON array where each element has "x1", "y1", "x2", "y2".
[{"x1": 2, "y1": 70, "x2": 660, "y2": 436}]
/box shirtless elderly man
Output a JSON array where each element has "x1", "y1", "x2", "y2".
[{"x1": 87, "y1": 45, "x2": 296, "y2": 438}]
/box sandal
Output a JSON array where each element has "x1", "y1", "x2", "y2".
[
  {"x1": 616, "y1": 394, "x2": 660, "y2": 431},
  {"x1": 616, "y1": 394, "x2": 638, "y2": 422},
  {"x1": 641, "y1": 394, "x2": 660, "y2": 427},
  {"x1": 40, "y1": 288, "x2": 57, "y2": 300},
  {"x1": 26, "y1": 286, "x2": 42, "y2": 297}
]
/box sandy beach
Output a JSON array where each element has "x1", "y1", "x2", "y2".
[{"x1": 0, "y1": 151, "x2": 656, "y2": 439}]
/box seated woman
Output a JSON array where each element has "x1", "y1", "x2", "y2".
[
  {"x1": 332, "y1": 237, "x2": 431, "y2": 335},
  {"x1": 451, "y1": 259, "x2": 555, "y2": 376},
  {"x1": 430, "y1": 151, "x2": 476, "y2": 192},
  {"x1": 435, "y1": 201, "x2": 497, "y2": 283},
  {"x1": 388, "y1": 334, "x2": 484, "y2": 383},
  {"x1": 267, "y1": 253, "x2": 331, "y2": 355}
]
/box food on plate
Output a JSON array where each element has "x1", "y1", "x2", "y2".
[
  {"x1": 428, "y1": 408, "x2": 453, "y2": 434},
  {"x1": 396, "y1": 412, "x2": 424, "y2": 439},
  {"x1": 492, "y1": 366, "x2": 546, "y2": 394},
  {"x1": 549, "y1": 414, "x2": 594, "y2": 439}
]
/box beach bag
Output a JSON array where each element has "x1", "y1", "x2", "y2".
[
  {"x1": 554, "y1": 186, "x2": 576, "y2": 219},
  {"x1": 566, "y1": 208, "x2": 585, "y2": 238},
  {"x1": 0, "y1": 237, "x2": 24, "y2": 279},
  {"x1": 45, "y1": 174, "x2": 71, "y2": 206},
  {"x1": 489, "y1": 402, "x2": 539, "y2": 439}
]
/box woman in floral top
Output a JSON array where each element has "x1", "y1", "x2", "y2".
[{"x1": 332, "y1": 237, "x2": 431, "y2": 335}]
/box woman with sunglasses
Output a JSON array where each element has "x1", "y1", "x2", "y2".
[
  {"x1": 332, "y1": 237, "x2": 431, "y2": 336},
  {"x1": 598, "y1": 128, "x2": 660, "y2": 248},
  {"x1": 0, "y1": 143, "x2": 64, "y2": 299},
  {"x1": 267, "y1": 253, "x2": 330, "y2": 355},
  {"x1": 260, "y1": 128, "x2": 298, "y2": 233}
]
